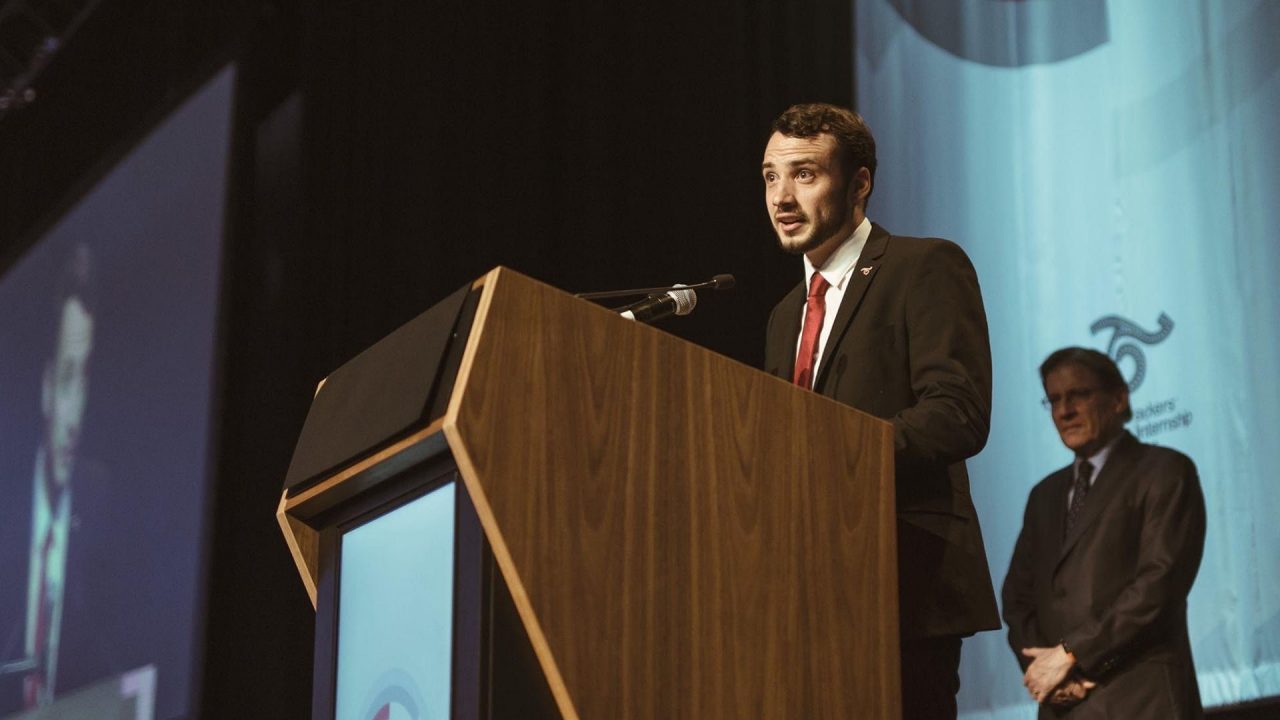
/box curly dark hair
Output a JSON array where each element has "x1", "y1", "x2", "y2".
[
  {"x1": 771, "y1": 103, "x2": 877, "y2": 210},
  {"x1": 1039, "y1": 347, "x2": 1133, "y2": 422}
]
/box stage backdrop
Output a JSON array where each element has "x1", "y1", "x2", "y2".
[{"x1": 855, "y1": 1, "x2": 1280, "y2": 716}]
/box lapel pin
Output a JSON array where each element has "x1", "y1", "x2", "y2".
[{"x1": 860, "y1": 266, "x2": 873, "y2": 276}]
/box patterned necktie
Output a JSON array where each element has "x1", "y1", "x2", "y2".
[
  {"x1": 792, "y1": 273, "x2": 831, "y2": 389},
  {"x1": 1066, "y1": 460, "x2": 1094, "y2": 535}
]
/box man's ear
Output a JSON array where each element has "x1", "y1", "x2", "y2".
[
  {"x1": 1116, "y1": 387, "x2": 1131, "y2": 417},
  {"x1": 850, "y1": 166, "x2": 872, "y2": 208}
]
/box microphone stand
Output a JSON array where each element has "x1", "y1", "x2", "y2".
[{"x1": 575, "y1": 274, "x2": 735, "y2": 301}]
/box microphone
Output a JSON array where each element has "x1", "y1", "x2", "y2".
[
  {"x1": 576, "y1": 274, "x2": 736, "y2": 301},
  {"x1": 618, "y1": 286, "x2": 697, "y2": 323}
]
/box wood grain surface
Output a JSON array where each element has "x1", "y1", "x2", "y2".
[
  {"x1": 276, "y1": 489, "x2": 319, "y2": 608},
  {"x1": 445, "y1": 268, "x2": 900, "y2": 719}
]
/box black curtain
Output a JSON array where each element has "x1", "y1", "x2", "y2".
[{"x1": 286, "y1": 2, "x2": 853, "y2": 371}]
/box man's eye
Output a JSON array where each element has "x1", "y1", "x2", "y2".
[
  {"x1": 764, "y1": 172, "x2": 777, "y2": 182},
  {"x1": 797, "y1": 169, "x2": 814, "y2": 179}
]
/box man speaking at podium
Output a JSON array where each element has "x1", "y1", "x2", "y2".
[{"x1": 761, "y1": 103, "x2": 1000, "y2": 719}]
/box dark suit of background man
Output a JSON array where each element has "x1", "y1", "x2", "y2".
[
  {"x1": 761, "y1": 103, "x2": 1000, "y2": 719},
  {"x1": 1003, "y1": 347, "x2": 1206, "y2": 718}
]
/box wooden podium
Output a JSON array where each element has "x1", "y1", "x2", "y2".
[{"x1": 277, "y1": 267, "x2": 901, "y2": 719}]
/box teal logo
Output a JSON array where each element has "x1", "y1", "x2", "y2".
[{"x1": 1090, "y1": 313, "x2": 1174, "y2": 391}]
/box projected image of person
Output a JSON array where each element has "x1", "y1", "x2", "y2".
[
  {"x1": 1002, "y1": 347, "x2": 1206, "y2": 718},
  {"x1": 761, "y1": 103, "x2": 1000, "y2": 720},
  {"x1": 19, "y1": 243, "x2": 95, "y2": 709}
]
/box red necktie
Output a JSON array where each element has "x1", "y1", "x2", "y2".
[
  {"x1": 792, "y1": 273, "x2": 831, "y2": 389},
  {"x1": 24, "y1": 525, "x2": 54, "y2": 708}
]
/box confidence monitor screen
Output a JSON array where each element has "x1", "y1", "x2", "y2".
[
  {"x1": 0, "y1": 66, "x2": 233, "y2": 719},
  {"x1": 336, "y1": 481, "x2": 457, "y2": 720}
]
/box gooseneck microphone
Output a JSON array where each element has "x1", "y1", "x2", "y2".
[
  {"x1": 618, "y1": 286, "x2": 697, "y2": 323},
  {"x1": 575, "y1": 274, "x2": 736, "y2": 301},
  {"x1": 575, "y1": 274, "x2": 735, "y2": 324}
]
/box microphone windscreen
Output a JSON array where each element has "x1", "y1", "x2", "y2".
[
  {"x1": 711, "y1": 274, "x2": 736, "y2": 290},
  {"x1": 670, "y1": 287, "x2": 697, "y2": 316}
]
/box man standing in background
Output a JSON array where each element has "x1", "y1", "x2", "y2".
[{"x1": 1003, "y1": 347, "x2": 1205, "y2": 718}]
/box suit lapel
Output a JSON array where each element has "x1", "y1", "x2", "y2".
[
  {"x1": 770, "y1": 283, "x2": 805, "y2": 380},
  {"x1": 814, "y1": 223, "x2": 889, "y2": 392},
  {"x1": 1055, "y1": 432, "x2": 1141, "y2": 569},
  {"x1": 1043, "y1": 468, "x2": 1071, "y2": 555}
]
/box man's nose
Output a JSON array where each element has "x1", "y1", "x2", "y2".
[{"x1": 770, "y1": 181, "x2": 795, "y2": 208}]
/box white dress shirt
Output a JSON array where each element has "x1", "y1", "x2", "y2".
[
  {"x1": 25, "y1": 447, "x2": 70, "y2": 701},
  {"x1": 795, "y1": 217, "x2": 872, "y2": 385},
  {"x1": 1067, "y1": 432, "x2": 1124, "y2": 508}
]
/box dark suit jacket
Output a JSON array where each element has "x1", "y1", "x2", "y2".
[
  {"x1": 764, "y1": 222, "x2": 1001, "y2": 638},
  {"x1": 1002, "y1": 431, "x2": 1206, "y2": 719}
]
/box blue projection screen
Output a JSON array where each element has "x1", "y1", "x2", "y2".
[
  {"x1": 336, "y1": 482, "x2": 456, "y2": 720},
  {"x1": 0, "y1": 66, "x2": 233, "y2": 719},
  {"x1": 856, "y1": 1, "x2": 1280, "y2": 716}
]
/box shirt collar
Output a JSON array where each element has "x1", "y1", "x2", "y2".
[
  {"x1": 1076, "y1": 431, "x2": 1124, "y2": 477},
  {"x1": 803, "y1": 217, "x2": 871, "y2": 291}
]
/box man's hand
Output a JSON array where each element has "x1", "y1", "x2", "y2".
[
  {"x1": 1022, "y1": 645, "x2": 1076, "y2": 702},
  {"x1": 1048, "y1": 676, "x2": 1097, "y2": 706}
]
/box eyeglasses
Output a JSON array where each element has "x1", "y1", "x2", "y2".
[{"x1": 1041, "y1": 387, "x2": 1101, "y2": 411}]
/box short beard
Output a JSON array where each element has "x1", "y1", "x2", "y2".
[{"x1": 775, "y1": 232, "x2": 826, "y2": 256}]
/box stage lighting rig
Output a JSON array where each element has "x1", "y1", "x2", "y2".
[{"x1": 0, "y1": 0, "x2": 102, "y2": 121}]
